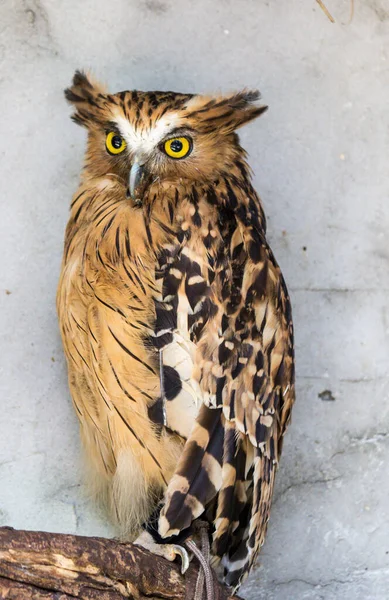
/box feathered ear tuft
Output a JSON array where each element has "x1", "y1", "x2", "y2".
[
  {"x1": 227, "y1": 89, "x2": 262, "y2": 109},
  {"x1": 64, "y1": 70, "x2": 107, "y2": 128},
  {"x1": 186, "y1": 89, "x2": 268, "y2": 135}
]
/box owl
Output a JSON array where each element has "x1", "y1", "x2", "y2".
[{"x1": 57, "y1": 71, "x2": 295, "y2": 591}]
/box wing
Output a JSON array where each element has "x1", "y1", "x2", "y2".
[{"x1": 158, "y1": 181, "x2": 295, "y2": 588}]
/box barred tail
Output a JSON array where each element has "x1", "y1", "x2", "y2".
[
  {"x1": 159, "y1": 404, "x2": 224, "y2": 537},
  {"x1": 222, "y1": 451, "x2": 276, "y2": 588},
  {"x1": 159, "y1": 404, "x2": 277, "y2": 589}
]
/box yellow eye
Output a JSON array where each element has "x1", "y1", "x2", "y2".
[
  {"x1": 106, "y1": 131, "x2": 126, "y2": 155},
  {"x1": 163, "y1": 137, "x2": 192, "y2": 159}
]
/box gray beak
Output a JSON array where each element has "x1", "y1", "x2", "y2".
[{"x1": 128, "y1": 160, "x2": 145, "y2": 201}]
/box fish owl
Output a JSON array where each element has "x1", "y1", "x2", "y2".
[{"x1": 57, "y1": 71, "x2": 295, "y2": 591}]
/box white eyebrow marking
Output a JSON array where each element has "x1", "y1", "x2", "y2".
[{"x1": 114, "y1": 112, "x2": 179, "y2": 157}]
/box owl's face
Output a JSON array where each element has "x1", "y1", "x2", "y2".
[{"x1": 65, "y1": 72, "x2": 267, "y2": 199}]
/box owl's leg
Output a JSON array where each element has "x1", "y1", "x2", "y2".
[
  {"x1": 134, "y1": 529, "x2": 190, "y2": 574},
  {"x1": 135, "y1": 503, "x2": 192, "y2": 573}
]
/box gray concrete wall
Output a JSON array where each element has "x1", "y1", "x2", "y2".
[{"x1": 0, "y1": 1, "x2": 388, "y2": 598}]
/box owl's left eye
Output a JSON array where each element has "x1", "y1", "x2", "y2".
[
  {"x1": 163, "y1": 137, "x2": 192, "y2": 159},
  {"x1": 106, "y1": 131, "x2": 126, "y2": 155}
]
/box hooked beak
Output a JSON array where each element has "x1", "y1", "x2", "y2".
[{"x1": 128, "y1": 160, "x2": 146, "y2": 201}]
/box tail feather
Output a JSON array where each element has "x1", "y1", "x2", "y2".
[
  {"x1": 159, "y1": 404, "x2": 278, "y2": 590},
  {"x1": 212, "y1": 421, "x2": 248, "y2": 559},
  {"x1": 224, "y1": 452, "x2": 276, "y2": 588},
  {"x1": 159, "y1": 405, "x2": 224, "y2": 537}
]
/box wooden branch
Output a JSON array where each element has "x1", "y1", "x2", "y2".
[{"x1": 0, "y1": 527, "x2": 241, "y2": 600}]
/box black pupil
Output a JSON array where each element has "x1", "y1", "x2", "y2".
[
  {"x1": 112, "y1": 135, "x2": 123, "y2": 149},
  {"x1": 170, "y1": 139, "x2": 183, "y2": 153}
]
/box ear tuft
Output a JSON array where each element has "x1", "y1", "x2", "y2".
[
  {"x1": 64, "y1": 70, "x2": 107, "y2": 127},
  {"x1": 227, "y1": 89, "x2": 261, "y2": 110},
  {"x1": 186, "y1": 89, "x2": 268, "y2": 134},
  {"x1": 72, "y1": 70, "x2": 94, "y2": 90},
  {"x1": 222, "y1": 89, "x2": 268, "y2": 130}
]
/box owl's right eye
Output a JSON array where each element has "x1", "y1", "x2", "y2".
[{"x1": 106, "y1": 132, "x2": 126, "y2": 155}]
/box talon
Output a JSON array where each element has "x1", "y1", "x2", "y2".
[
  {"x1": 172, "y1": 544, "x2": 190, "y2": 574},
  {"x1": 134, "y1": 531, "x2": 191, "y2": 574}
]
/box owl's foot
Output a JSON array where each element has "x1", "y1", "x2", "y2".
[{"x1": 134, "y1": 530, "x2": 190, "y2": 574}]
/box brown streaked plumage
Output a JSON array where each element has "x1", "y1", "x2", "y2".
[{"x1": 57, "y1": 70, "x2": 295, "y2": 589}]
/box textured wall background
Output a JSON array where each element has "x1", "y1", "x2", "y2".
[{"x1": 0, "y1": 1, "x2": 388, "y2": 598}]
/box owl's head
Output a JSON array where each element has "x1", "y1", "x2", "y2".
[{"x1": 65, "y1": 71, "x2": 267, "y2": 199}]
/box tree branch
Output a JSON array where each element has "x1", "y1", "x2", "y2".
[{"x1": 0, "y1": 527, "x2": 241, "y2": 599}]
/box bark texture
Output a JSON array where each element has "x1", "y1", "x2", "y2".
[{"x1": 0, "y1": 527, "x2": 241, "y2": 600}]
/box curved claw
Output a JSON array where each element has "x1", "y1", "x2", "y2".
[
  {"x1": 134, "y1": 531, "x2": 191, "y2": 574},
  {"x1": 172, "y1": 544, "x2": 190, "y2": 574}
]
